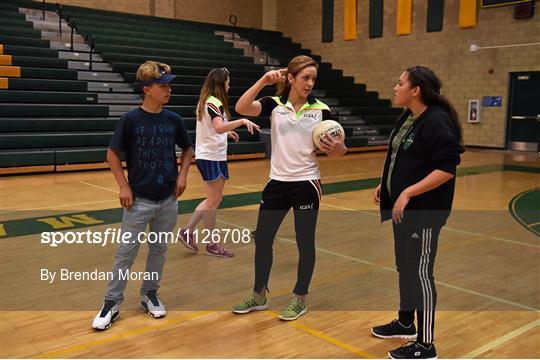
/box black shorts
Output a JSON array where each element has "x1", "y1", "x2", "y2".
[{"x1": 260, "y1": 179, "x2": 322, "y2": 211}]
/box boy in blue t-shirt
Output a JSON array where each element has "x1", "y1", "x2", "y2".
[{"x1": 92, "y1": 61, "x2": 193, "y2": 330}]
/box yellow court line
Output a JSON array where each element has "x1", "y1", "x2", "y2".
[
  {"x1": 462, "y1": 317, "x2": 540, "y2": 358},
  {"x1": 510, "y1": 188, "x2": 537, "y2": 234},
  {"x1": 266, "y1": 311, "x2": 377, "y2": 359},
  {"x1": 34, "y1": 311, "x2": 215, "y2": 358}
]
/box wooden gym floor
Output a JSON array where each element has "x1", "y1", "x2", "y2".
[{"x1": 0, "y1": 149, "x2": 538, "y2": 358}]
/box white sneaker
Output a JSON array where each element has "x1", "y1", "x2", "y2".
[
  {"x1": 140, "y1": 290, "x2": 166, "y2": 318},
  {"x1": 92, "y1": 300, "x2": 120, "y2": 330}
]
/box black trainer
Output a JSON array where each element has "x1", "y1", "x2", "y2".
[
  {"x1": 389, "y1": 341, "x2": 437, "y2": 359},
  {"x1": 372, "y1": 319, "x2": 417, "y2": 339}
]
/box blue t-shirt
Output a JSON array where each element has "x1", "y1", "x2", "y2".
[{"x1": 109, "y1": 107, "x2": 192, "y2": 201}]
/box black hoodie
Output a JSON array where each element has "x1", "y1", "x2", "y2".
[{"x1": 379, "y1": 105, "x2": 465, "y2": 226}]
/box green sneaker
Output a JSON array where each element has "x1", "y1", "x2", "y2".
[
  {"x1": 279, "y1": 298, "x2": 307, "y2": 321},
  {"x1": 232, "y1": 294, "x2": 269, "y2": 314}
]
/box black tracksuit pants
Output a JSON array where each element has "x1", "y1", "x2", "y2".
[
  {"x1": 253, "y1": 179, "x2": 322, "y2": 296},
  {"x1": 393, "y1": 221, "x2": 441, "y2": 344}
]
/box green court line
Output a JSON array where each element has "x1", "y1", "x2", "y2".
[
  {"x1": 457, "y1": 164, "x2": 503, "y2": 176},
  {"x1": 508, "y1": 188, "x2": 540, "y2": 236},
  {"x1": 0, "y1": 163, "x2": 538, "y2": 239},
  {"x1": 504, "y1": 164, "x2": 540, "y2": 174}
]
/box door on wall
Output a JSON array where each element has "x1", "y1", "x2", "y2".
[{"x1": 507, "y1": 72, "x2": 540, "y2": 152}]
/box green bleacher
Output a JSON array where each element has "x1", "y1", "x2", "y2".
[{"x1": 0, "y1": 0, "x2": 398, "y2": 172}]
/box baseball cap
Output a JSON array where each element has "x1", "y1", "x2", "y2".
[{"x1": 140, "y1": 65, "x2": 176, "y2": 86}]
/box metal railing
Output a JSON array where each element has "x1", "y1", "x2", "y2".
[{"x1": 45, "y1": 2, "x2": 96, "y2": 70}]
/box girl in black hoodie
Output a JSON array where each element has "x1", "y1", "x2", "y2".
[{"x1": 371, "y1": 66, "x2": 464, "y2": 360}]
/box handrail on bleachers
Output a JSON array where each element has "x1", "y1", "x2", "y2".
[
  {"x1": 67, "y1": 16, "x2": 77, "y2": 51},
  {"x1": 55, "y1": 3, "x2": 63, "y2": 37},
  {"x1": 84, "y1": 33, "x2": 96, "y2": 70},
  {"x1": 229, "y1": 14, "x2": 237, "y2": 40}
]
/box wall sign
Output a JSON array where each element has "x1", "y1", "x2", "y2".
[{"x1": 482, "y1": 96, "x2": 502, "y2": 107}]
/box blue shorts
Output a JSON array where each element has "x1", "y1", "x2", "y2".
[{"x1": 196, "y1": 159, "x2": 229, "y2": 181}]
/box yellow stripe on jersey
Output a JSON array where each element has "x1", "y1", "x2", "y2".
[
  {"x1": 310, "y1": 100, "x2": 330, "y2": 111},
  {"x1": 0, "y1": 77, "x2": 7, "y2": 89},
  {"x1": 271, "y1": 97, "x2": 329, "y2": 111},
  {"x1": 206, "y1": 95, "x2": 223, "y2": 108}
]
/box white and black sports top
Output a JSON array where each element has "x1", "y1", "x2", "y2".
[
  {"x1": 258, "y1": 94, "x2": 332, "y2": 181},
  {"x1": 195, "y1": 95, "x2": 228, "y2": 161}
]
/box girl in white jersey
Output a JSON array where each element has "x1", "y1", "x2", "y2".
[
  {"x1": 232, "y1": 56, "x2": 347, "y2": 320},
  {"x1": 178, "y1": 67, "x2": 260, "y2": 257}
]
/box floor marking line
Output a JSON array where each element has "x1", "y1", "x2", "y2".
[
  {"x1": 79, "y1": 181, "x2": 117, "y2": 193},
  {"x1": 488, "y1": 236, "x2": 540, "y2": 249},
  {"x1": 430, "y1": 282, "x2": 537, "y2": 311},
  {"x1": 34, "y1": 311, "x2": 214, "y2": 358},
  {"x1": 443, "y1": 226, "x2": 484, "y2": 237},
  {"x1": 320, "y1": 202, "x2": 379, "y2": 217},
  {"x1": 320, "y1": 203, "x2": 540, "y2": 248},
  {"x1": 322, "y1": 171, "x2": 380, "y2": 180},
  {"x1": 265, "y1": 311, "x2": 377, "y2": 359},
  {"x1": 230, "y1": 185, "x2": 259, "y2": 192},
  {"x1": 462, "y1": 318, "x2": 540, "y2": 358},
  {"x1": 278, "y1": 235, "x2": 377, "y2": 266},
  {"x1": 509, "y1": 188, "x2": 540, "y2": 236},
  {"x1": 18, "y1": 199, "x2": 118, "y2": 211},
  {"x1": 217, "y1": 220, "x2": 539, "y2": 312}
]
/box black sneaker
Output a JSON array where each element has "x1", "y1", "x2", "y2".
[
  {"x1": 389, "y1": 341, "x2": 437, "y2": 359},
  {"x1": 372, "y1": 319, "x2": 417, "y2": 339}
]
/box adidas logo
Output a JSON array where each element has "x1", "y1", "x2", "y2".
[{"x1": 411, "y1": 233, "x2": 420, "y2": 239}]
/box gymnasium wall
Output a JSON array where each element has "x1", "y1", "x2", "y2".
[
  {"x1": 46, "y1": 0, "x2": 152, "y2": 16},
  {"x1": 276, "y1": 0, "x2": 540, "y2": 148},
  {"x1": 49, "y1": 0, "x2": 262, "y2": 28},
  {"x1": 173, "y1": 0, "x2": 261, "y2": 28},
  {"x1": 42, "y1": 0, "x2": 539, "y2": 147}
]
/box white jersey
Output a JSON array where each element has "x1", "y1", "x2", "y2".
[
  {"x1": 259, "y1": 95, "x2": 331, "y2": 182},
  {"x1": 195, "y1": 95, "x2": 228, "y2": 161}
]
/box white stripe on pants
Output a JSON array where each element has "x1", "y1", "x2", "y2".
[{"x1": 419, "y1": 228, "x2": 434, "y2": 344}]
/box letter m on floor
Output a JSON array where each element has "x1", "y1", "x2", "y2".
[{"x1": 37, "y1": 214, "x2": 104, "y2": 229}]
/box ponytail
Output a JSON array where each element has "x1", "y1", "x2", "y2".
[{"x1": 406, "y1": 66, "x2": 463, "y2": 145}]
